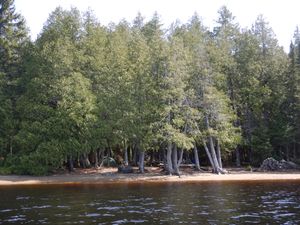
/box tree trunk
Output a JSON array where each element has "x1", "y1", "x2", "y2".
[
  {"x1": 158, "y1": 148, "x2": 162, "y2": 162},
  {"x1": 67, "y1": 155, "x2": 74, "y2": 172},
  {"x1": 177, "y1": 148, "x2": 184, "y2": 167},
  {"x1": 79, "y1": 155, "x2": 85, "y2": 168},
  {"x1": 209, "y1": 136, "x2": 221, "y2": 173},
  {"x1": 209, "y1": 137, "x2": 226, "y2": 174},
  {"x1": 204, "y1": 115, "x2": 225, "y2": 174},
  {"x1": 128, "y1": 146, "x2": 131, "y2": 163},
  {"x1": 105, "y1": 148, "x2": 110, "y2": 167},
  {"x1": 9, "y1": 138, "x2": 13, "y2": 156},
  {"x1": 203, "y1": 139, "x2": 215, "y2": 171},
  {"x1": 75, "y1": 153, "x2": 80, "y2": 168},
  {"x1": 100, "y1": 149, "x2": 104, "y2": 163},
  {"x1": 235, "y1": 148, "x2": 241, "y2": 167},
  {"x1": 293, "y1": 141, "x2": 297, "y2": 160},
  {"x1": 83, "y1": 153, "x2": 91, "y2": 168},
  {"x1": 163, "y1": 149, "x2": 167, "y2": 171},
  {"x1": 166, "y1": 143, "x2": 174, "y2": 174},
  {"x1": 124, "y1": 146, "x2": 129, "y2": 166},
  {"x1": 94, "y1": 151, "x2": 99, "y2": 168},
  {"x1": 216, "y1": 139, "x2": 222, "y2": 169},
  {"x1": 184, "y1": 150, "x2": 191, "y2": 164},
  {"x1": 165, "y1": 105, "x2": 174, "y2": 175},
  {"x1": 194, "y1": 145, "x2": 201, "y2": 171},
  {"x1": 132, "y1": 146, "x2": 138, "y2": 166},
  {"x1": 172, "y1": 145, "x2": 180, "y2": 175},
  {"x1": 248, "y1": 146, "x2": 252, "y2": 165},
  {"x1": 138, "y1": 149, "x2": 145, "y2": 173},
  {"x1": 149, "y1": 151, "x2": 154, "y2": 166},
  {"x1": 286, "y1": 145, "x2": 290, "y2": 161}
]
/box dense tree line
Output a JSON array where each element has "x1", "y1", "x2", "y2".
[{"x1": 0, "y1": 0, "x2": 299, "y2": 175}]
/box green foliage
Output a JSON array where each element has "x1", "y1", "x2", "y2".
[
  {"x1": 0, "y1": 0, "x2": 28, "y2": 156},
  {"x1": 10, "y1": 153, "x2": 50, "y2": 176},
  {"x1": 251, "y1": 127, "x2": 273, "y2": 166},
  {"x1": 0, "y1": 167, "x2": 12, "y2": 175}
]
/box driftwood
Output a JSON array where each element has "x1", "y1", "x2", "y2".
[{"x1": 259, "y1": 157, "x2": 300, "y2": 171}]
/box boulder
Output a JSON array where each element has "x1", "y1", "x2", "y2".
[
  {"x1": 259, "y1": 157, "x2": 300, "y2": 171},
  {"x1": 280, "y1": 160, "x2": 300, "y2": 170},
  {"x1": 100, "y1": 157, "x2": 117, "y2": 167},
  {"x1": 259, "y1": 157, "x2": 280, "y2": 171},
  {"x1": 118, "y1": 165, "x2": 133, "y2": 173}
]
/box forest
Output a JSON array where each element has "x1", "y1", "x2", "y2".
[{"x1": 1, "y1": 0, "x2": 300, "y2": 175}]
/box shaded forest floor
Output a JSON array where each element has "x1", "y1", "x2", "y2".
[{"x1": 1, "y1": 166, "x2": 300, "y2": 186}]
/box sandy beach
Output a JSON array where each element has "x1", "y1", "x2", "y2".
[{"x1": 1, "y1": 167, "x2": 300, "y2": 186}]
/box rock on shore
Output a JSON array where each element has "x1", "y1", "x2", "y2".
[{"x1": 259, "y1": 157, "x2": 300, "y2": 171}]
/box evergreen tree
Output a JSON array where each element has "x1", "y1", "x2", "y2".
[
  {"x1": 285, "y1": 27, "x2": 300, "y2": 161},
  {"x1": 0, "y1": 0, "x2": 28, "y2": 158},
  {"x1": 233, "y1": 16, "x2": 289, "y2": 165},
  {"x1": 14, "y1": 8, "x2": 96, "y2": 174},
  {"x1": 211, "y1": 6, "x2": 241, "y2": 167}
]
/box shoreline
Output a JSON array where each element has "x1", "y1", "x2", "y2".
[{"x1": 1, "y1": 167, "x2": 300, "y2": 186}]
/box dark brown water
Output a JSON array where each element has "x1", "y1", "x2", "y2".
[{"x1": 0, "y1": 181, "x2": 300, "y2": 224}]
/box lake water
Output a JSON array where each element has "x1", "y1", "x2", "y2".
[{"x1": 0, "y1": 181, "x2": 300, "y2": 224}]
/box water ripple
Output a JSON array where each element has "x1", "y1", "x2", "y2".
[{"x1": 0, "y1": 182, "x2": 299, "y2": 224}]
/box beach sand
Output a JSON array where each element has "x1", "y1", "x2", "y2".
[{"x1": 1, "y1": 167, "x2": 300, "y2": 186}]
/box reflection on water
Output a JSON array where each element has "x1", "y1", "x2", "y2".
[{"x1": 0, "y1": 181, "x2": 300, "y2": 224}]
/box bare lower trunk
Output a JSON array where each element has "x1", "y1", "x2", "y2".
[
  {"x1": 184, "y1": 150, "x2": 191, "y2": 164},
  {"x1": 80, "y1": 154, "x2": 90, "y2": 168},
  {"x1": 138, "y1": 150, "x2": 145, "y2": 173},
  {"x1": 106, "y1": 148, "x2": 111, "y2": 167},
  {"x1": 204, "y1": 116, "x2": 225, "y2": 174},
  {"x1": 67, "y1": 155, "x2": 74, "y2": 172},
  {"x1": 162, "y1": 149, "x2": 167, "y2": 171},
  {"x1": 209, "y1": 136, "x2": 221, "y2": 173},
  {"x1": 166, "y1": 143, "x2": 174, "y2": 174},
  {"x1": 248, "y1": 142, "x2": 253, "y2": 164},
  {"x1": 75, "y1": 153, "x2": 80, "y2": 167},
  {"x1": 133, "y1": 146, "x2": 138, "y2": 166},
  {"x1": 9, "y1": 138, "x2": 13, "y2": 156},
  {"x1": 216, "y1": 139, "x2": 222, "y2": 169},
  {"x1": 98, "y1": 149, "x2": 103, "y2": 163},
  {"x1": 172, "y1": 145, "x2": 180, "y2": 175},
  {"x1": 286, "y1": 145, "x2": 290, "y2": 161},
  {"x1": 203, "y1": 139, "x2": 214, "y2": 171},
  {"x1": 124, "y1": 146, "x2": 129, "y2": 166},
  {"x1": 177, "y1": 148, "x2": 184, "y2": 167},
  {"x1": 94, "y1": 151, "x2": 99, "y2": 168},
  {"x1": 235, "y1": 148, "x2": 241, "y2": 167},
  {"x1": 293, "y1": 142, "x2": 297, "y2": 160},
  {"x1": 166, "y1": 106, "x2": 174, "y2": 175},
  {"x1": 158, "y1": 148, "x2": 162, "y2": 162},
  {"x1": 193, "y1": 145, "x2": 201, "y2": 171},
  {"x1": 204, "y1": 116, "x2": 217, "y2": 173},
  {"x1": 83, "y1": 153, "x2": 91, "y2": 168}
]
